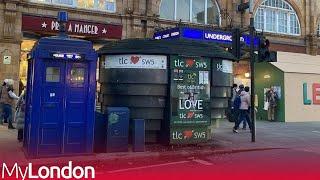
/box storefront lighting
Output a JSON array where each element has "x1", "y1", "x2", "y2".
[
  {"x1": 245, "y1": 72, "x2": 250, "y2": 78},
  {"x1": 264, "y1": 74, "x2": 271, "y2": 79}
]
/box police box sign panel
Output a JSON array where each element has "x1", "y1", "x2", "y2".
[
  {"x1": 22, "y1": 15, "x2": 122, "y2": 39},
  {"x1": 170, "y1": 56, "x2": 211, "y2": 126},
  {"x1": 104, "y1": 55, "x2": 167, "y2": 69}
]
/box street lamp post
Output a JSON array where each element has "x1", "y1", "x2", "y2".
[{"x1": 249, "y1": 1, "x2": 256, "y2": 142}]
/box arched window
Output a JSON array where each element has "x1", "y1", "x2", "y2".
[
  {"x1": 254, "y1": 0, "x2": 300, "y2": 35},
  {"x1": 159, "y1": 0, "x2": 220, "y2": 25},
  {"x1": 30, "y1": 0, "x2": 116, "y2": 12}
]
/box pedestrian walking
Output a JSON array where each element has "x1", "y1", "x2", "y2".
[
  {"x1": 233, "y1": 86, "x2": 252, "y2": 133},
  {"x1": 227, "y1": 84, "x2": 238, "y2": 122},
  {"x1": 231, "y1": 84, "x2": 238, "y2": 103},
  {"x1": 0, "y1": 79, "x2": 19, "y2": 129},
  {"x1": 237, "y1": 84, "x2": 247, "y2": 129},
  {"x1": 266, "y1": 87, "x2": 278, "y2": 121},
  {"x1": 16, "y1": 89, "x2": 26, "y2": 142}
]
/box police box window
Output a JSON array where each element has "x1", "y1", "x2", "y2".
[
  {"x1": 46, "y1": 67, "x2": 60, "y2": 82},
  {"x1": 70, "y1": 67, "x2": 85, "y2": 83}
]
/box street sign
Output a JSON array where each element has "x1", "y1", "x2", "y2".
[
  {"x1": 154, "y1": 27, "x2": 260, "y2": 48},
  {"x1": 3, "y1": 55, "x2": 11, "y2": 64}
]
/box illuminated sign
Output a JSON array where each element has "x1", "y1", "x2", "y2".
[
  {"x1": 22, "y1": 15, "x2": 123, "y2": 39},
  {"x1": 153, "y1": 27, "x2": 180, "y2": 40},
  {"x1": 104, "y1": 54, "x2": 167, "y2": 69},
  {"x1": 52, "y1": 53, "x2": 83, "y2": 60},
  {"x1": 154, "y1": 27, "x2": 260, "y2": 47}
]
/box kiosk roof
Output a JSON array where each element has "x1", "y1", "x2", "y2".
[
  {"x1": 98, "y1": 38, "x2": 236, "y2": 60},
  {"x1": 271, "y1": 52, "x2": 320, "y2": 74}
]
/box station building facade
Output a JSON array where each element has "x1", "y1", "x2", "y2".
[{"x1": 0, "y1": 0, "x2": 320, "y2": 116}]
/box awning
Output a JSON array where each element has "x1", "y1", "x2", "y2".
[{"x1": 271, "y1": 52, "x2": 320, "y2": 74}]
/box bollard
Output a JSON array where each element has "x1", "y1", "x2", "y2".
[{"x1": 132, "y1": 119, "x2": 145, "y2": 152}]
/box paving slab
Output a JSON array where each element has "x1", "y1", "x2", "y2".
[{"x1": 0, "y1": 120, "x2": 319, "y2": 167}]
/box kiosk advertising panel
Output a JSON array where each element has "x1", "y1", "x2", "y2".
[{"x1": 169, "y1": 55, "x2": 211, "y2": 144}]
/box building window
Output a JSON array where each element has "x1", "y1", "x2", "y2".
[
  {"x1": 317, "y1": 24, "x2": 320, "y2": 37},
  {"x1": 30, "y1": 0, "x2": 116, "y2": 12},
  {"x1": 254, "y1": 0, "x2": 301, "y2": 35},
  {"x1": 159, "y1": 0, "x2": 220, "y2": 25}
]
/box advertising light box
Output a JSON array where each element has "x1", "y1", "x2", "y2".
[
  {"x1": 170, "y1": 56, "x2": 211, "y2": 126},
  {"x1": 169, "y1": 56, "x2": 211, "y2": 144},
  {"x1": 170, "y1": 126, "x2": 208, "y2": 144},
  {"x1": 153, "y1": 27, "x2": 260, "y2": 48},
  {"x1": 104, "y1": 54, "x2": 167, "y2": 69}
]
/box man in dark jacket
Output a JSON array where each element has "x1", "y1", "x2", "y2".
[
  {"x1": 233, "y1": 86, "x2": 252, "y2": 133},
  {"x1": 266, "y1": 87, "x2": 278, "y2": 121}
]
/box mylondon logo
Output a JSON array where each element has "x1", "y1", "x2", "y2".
[{"x1": 2, "y1": 161, "x2": 95, "y2": 180}]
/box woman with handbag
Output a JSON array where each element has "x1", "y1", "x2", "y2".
[{"x1": 266, "y1": 87, "x2": 278, "y2": 121}]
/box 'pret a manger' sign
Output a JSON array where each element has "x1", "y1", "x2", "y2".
[{"x1": 22, "y1": 15, "x2": 122, "y2": 39}]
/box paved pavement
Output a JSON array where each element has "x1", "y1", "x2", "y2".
[
  {"x1": 97, "y1": 148, "x2": 320, "y2": 180},
  {"x1": 213, "y1": 120, "x2": 320, "y2": 154},
  {"x1": 0, "y1": 120, "x2": 320, "y2": 167}
]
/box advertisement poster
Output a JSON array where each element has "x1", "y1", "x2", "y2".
[
  {"x1": 169, "y1": 56, "x2": 211, "y2": 144},
  {"x1": 170, "y1": 56, "x2": 211, "y2": 126},
  {"x1": 170, "y1": 126, "x2": 208, "y2": 144},
  {"x1": 104, "y1": 54, "x2": 167, "y2": 69}
]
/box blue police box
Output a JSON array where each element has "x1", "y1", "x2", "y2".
[{"x1": 24, "y1": 12, "x2": 97, "y2": 158}]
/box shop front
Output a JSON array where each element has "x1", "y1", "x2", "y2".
[
  {"x1": 255, "y1": 52, "x2": 320, "y2": 122},
  {"x1": 19, "y1": 14, "x2": 122, "y2": 88}
]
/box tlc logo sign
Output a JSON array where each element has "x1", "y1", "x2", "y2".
[{"x1": 303, "y1": 83, "x2": 320, "y2": 105}]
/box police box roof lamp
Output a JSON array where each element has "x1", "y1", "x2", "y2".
[{"x1": 57, "y1": 11, "x2": 68, "y2": 37}]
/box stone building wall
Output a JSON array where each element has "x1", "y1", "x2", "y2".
[{"x1": 0, "y1": 0, "x2": 22, "y2": 91}]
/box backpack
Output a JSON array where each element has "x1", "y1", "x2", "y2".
[{"x1": 233, "y1": 95, "x2": 241, "y2": 110}]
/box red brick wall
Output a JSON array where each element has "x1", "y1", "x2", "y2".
[{"x1": 270, "y1": 43, "x2": 306, "y2": 54}]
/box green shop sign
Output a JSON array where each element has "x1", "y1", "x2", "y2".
[
  {"x1": 170, "y1": 126, "x2": 208, "y2": 144},
  {"x1": 170, "y1": 56, "x2": 211, "y2": 126}
]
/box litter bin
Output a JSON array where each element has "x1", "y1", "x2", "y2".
[{"x1": 106, "y1": 107, "x2": 130, "y2": 152}]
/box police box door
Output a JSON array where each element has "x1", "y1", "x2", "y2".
[{"x1": 39, "y1": 61, "x2": 88, "y2": 156}]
